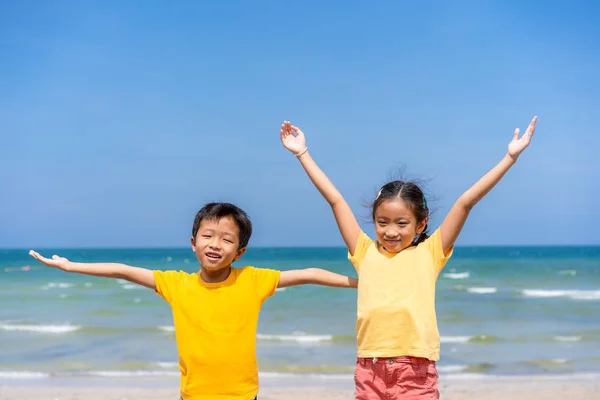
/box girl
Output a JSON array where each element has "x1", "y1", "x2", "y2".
[{"x1": 280, "y1": 117, "x2": 537, "y2": 400}]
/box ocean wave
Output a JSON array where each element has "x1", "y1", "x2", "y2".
[
  {"x1": 259, "y1": 372, "x2": 351, "y2": 380},
  {"x1": 156, "y1": 362, "x2": 178, "y2": 369},
  {"x1": 89, "y1": 370, "x2": 179, "y2": 377},
  {"x1": 554, "y1": 336, "x2": 582, "y2": 342},
  {"x1": 443, "y1": 272, "x2": 470, "y2": 279},
  {"x1": 440, "y1": 336, "x2": 471, "y2": 343},
  {"x1": 275, "y1": 288, "x2": 286, "y2": 292},
  {"x1": 257, "y1": 333, "x2": 333, "y2": 343},
  {"x1": 467, "y1": 287, "x2": 497, "y2": 294},
  {"x1": 522, "y1": 289, "x2": 600, "y2": 300},
  {"x1": 41, "y1": 282, "x2": 74, "y2": 290},
  {"x1": 158, "y1": 325, "x2": 175, "y2": 332},
  {"x1": 0, "y1": 323, "x2": 81, "y2": 333},
  {"x1": 0, "y1": 371, "x2": 49, "y2": 379},
  {"x1": 121, "y1": 284, "x2": 143, "y2": 290},
  {"x1": 437, "y1": 365, "x2": 468, "y2": 373},
  {"x1": 441, "y1": 335, "x2": 498, "y2": 343},
  {"x1": 558, "y1": 270, "x2": 577, "y2": 276}
]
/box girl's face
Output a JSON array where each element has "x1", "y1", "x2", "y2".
[{"x1": 374, "y1": 198, "x2": 427, "y2": 253}]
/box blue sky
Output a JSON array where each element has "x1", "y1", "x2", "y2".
[{"x1": 1, "y1": 1, "x2": 598, "y2": 248}]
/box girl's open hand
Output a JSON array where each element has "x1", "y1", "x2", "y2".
[
  {"x1": 280, "y1": 121, "x2": 307, "y2": 155},
  {"x1": 29, "y1": 250, "x2": 70, "y2": 270},
  {"x1": 508, "y1": 116, "x2": 537, "y2": 160}
]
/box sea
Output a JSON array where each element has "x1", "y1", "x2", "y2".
[{"x1": 1, "y1": 246, "x2": 599, "y2": 384}]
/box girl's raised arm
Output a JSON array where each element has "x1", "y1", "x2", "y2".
[
  {"x1": 280, "y1": 121, "x2": 361, "y2": 254},
  {"x1": 440, "y1": 116, "x2": 538, "y2": 254}
]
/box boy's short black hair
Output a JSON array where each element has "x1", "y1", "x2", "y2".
[{"x1": 192, "y1": 203, "x2": 252, "y2": 250}]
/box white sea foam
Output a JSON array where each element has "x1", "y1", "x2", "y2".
[
  {"x1": 0, "y1": 323, "x2": 81, "y2": 333},
  {"x1": 275, "y1": 288, "x2": 287, "y2": 292},
  {"x1": 41, "y1": 282, "x2": 74, "y2": 290},
  {"x1": 554, "y1": 336, "x2": 582, "y2": 342},
  {"x1": 259, "y1": 372, "x2": 351, "y2": 380},
  {"x1": 440, "y1": 336, "x2": 472, "y2": 343},
  {"x1": 467, "y1": 287, "x2": 497, "y2": 294},
  {"x1": 443, "y1": 272, "x2": 470, "y2": 280},
  {"x1": 522, "y1": 289, "x2": 600, "y2": 300},
  {"x1": 0, "y1": 371, "x2": 50, "y2": 379},
  {"x1": 156, "y1": 362, "x2": 178, "y2": 369},
  {"x1": 558, "y1": 270, "x2": 577, "y2": 276},
  {"x1": 89, "y1": 370, "x2": 179, "y2": 377},
  {"x1": 121, "y1": 284, "x2": 142, "y2": 290},
  {"x1": 116, "y1": 279, "x2": 128, "y2": 285},
  {"x1": 158, "y1": 325, "x2": 175, "y2": 332},
  {"x1": 437, "y1": 365, "x2": 468, "y2": 373},
  {"x1": 257, "y1": 333, "x2": 333, "y2": 343}
]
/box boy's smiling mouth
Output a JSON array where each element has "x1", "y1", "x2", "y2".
[{"x1": 205, "y1": 252, "x2": 222, "y2": 260}]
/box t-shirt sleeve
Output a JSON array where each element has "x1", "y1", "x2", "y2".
[
  {"x1": 348, "y1": 231, "x2": 372, "y2": 272},
  {"x1": 250, "y1": 267, "x2": 281, "y2": 301},
  {"x1": 425, "y1": 229, "x2": 453, "y2": 273},
  {"x1": 153, "y1": 270, "x2": 184, "y2": 304}
]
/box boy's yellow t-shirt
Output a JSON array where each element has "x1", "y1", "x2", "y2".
[
  {"x1": 154, "y1": 266, "x2": 280, "y2": 400},
  {"x1": 349, "y1": 229, "x2": 453, "y2": 361}
]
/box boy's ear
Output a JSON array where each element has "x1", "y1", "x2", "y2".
[
  {"x1": 417, "y1": 218, "x2": 428, "y2": 234},
  {"x1": 190, "y1": 236, "x2": 196, "y2": 250},
  {"x1": 234, "y1": 247, "x2": 247, "y2": 261}
]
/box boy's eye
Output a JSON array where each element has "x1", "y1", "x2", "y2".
[
  {"x1": 377, "y1": 221, "x2": 387, "y2": 226},
  {"x1": 224, "y1": 239, "x2": 233, "y2": 244},
  {"x1": 202, "y1": 235, "x2": 211, "y2": 238}
]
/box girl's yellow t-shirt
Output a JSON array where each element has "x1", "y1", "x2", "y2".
[{"x1": 349, "y1": 229, "x2": 453, "y2": 360}]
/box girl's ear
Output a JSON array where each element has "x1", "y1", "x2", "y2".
[{"x1": 417, "y1": 218, "x2": 428, "y2": 234}]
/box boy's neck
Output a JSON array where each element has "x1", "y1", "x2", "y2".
[{"x1": 200, "y1": 266, "x2": 232, "y2": 283}]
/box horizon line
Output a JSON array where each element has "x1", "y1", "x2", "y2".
[{"x1": 2, "y1": 244, "x2": 599, "y2": 251}]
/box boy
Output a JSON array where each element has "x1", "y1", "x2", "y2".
[{"x1": 30, "y1": 202, "x2": 357, "y2": 400}]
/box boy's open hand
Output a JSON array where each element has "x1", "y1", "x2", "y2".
[
  {"x1": 508, "y1": 116, "x2": 537, "y2": 160},
  {"x1": 29, "y1": 250, "x2": 70, "y2": 270},
  {"x1": 280, "y1": 121, "x2": 307, "y2": 155}
]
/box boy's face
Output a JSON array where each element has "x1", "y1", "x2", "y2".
[{"x1": 191, "y1": 216, "x2": 246, "y2": 272}]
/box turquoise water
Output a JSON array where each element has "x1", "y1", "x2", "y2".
[{"x1": 1, "y1": 246, "x2": 599, "y2": 381}]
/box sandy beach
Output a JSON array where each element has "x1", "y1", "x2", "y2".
[{"x1": 1, "y1": 374, "x2": 598, "y2": 399}]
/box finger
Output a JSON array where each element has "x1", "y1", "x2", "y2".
[
  {"x1": 526, "y1": 116, "x2": 538, "y2": 140},
  {"x1": 513, "y1": 128, "x2": 520, "y2": 141},
  {"x1": 29, "y1": 251, "x2": 48, "y2": 264},
  {"x1": 284, "y1": 121, "x2": 291, "y2": 135},
  {"x1": 291, "y1": 125, "x2": 304, "y2": 137}
]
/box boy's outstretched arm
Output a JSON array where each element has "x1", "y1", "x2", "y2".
[
  {"x1": 440, "y1": 116, "x2": 538, "y2": 254},
  {"x1": 280, "y1": 121, "x2": 361, "y2": 255},
  {"x1": 278, "y1": 268, "x2": 358, "y2": 289},
  {"x1": 29, "y1": 250, "x2": 156, "y2": 290}
]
